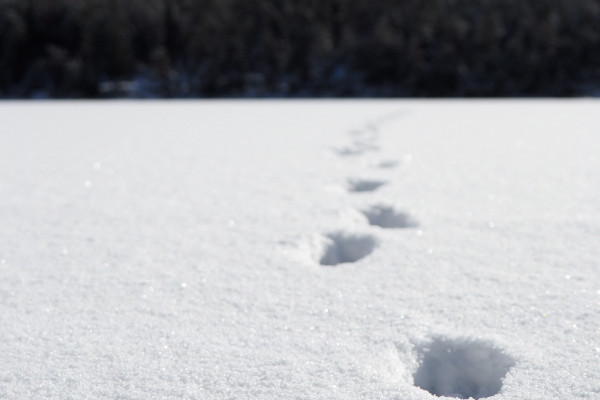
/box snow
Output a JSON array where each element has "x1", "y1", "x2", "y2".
[{"x1": 0, "y1": 100, "x2": 598, "y2": 399}]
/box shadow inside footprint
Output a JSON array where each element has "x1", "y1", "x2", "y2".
[
  {"x1": 319, "y1": 232, "x2": 378, "y2": 266},
  {"x1": 334, "y1": 146, "x2": 365, "y2": 157},
  {"x1": 347, "y1": 179, "x2": 387, "y2": 193},
  {"x1": 413, "y1": 337, "x2": 515, "y2": 399},
  {"x1": 362, "y1": 205, "x2": 417, "y2": 228},
  {"x1": 334, "y1": 141, "x2": 379, "y2": 157},
  {"x1": 377, "y1": 160, "x2": 399, "y2": 169}
]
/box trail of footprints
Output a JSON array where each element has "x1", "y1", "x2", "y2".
[
  {"x1": 310, "y1": 113, "x2": 514, "y2": 399},
  {"x1": 319, "y1": 115, "x2": 414, "y2": 267}
]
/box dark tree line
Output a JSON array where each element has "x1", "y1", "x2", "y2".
[{"x1": 1, "y1": 0, "x2": 599, "y2": 98}]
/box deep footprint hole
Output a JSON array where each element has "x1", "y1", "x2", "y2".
[
  {"x1": 362, "y1": 205, "x2": 417, "y2": 229},
  {"x1": 413, "y1": 337, "x2": 515, "y2": 399},
  {"x1": 319, "y1": 232, "x2": 378, "y2": 266},
  {"x1": 347, "y1": 179, "x2": 387, "y2": 193}
]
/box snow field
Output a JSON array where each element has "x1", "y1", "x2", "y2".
[{"x1": 0, "y1": 100, "x2": 598, "y2": 399}]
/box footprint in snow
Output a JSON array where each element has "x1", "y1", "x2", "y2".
[
  {"x1": 347, "y1": 178, "x2": 387, "y2": 193},
  {"x1": 412, "y1": 336, "x2": 515, "y2": 399},
  {"x1": 347, "y1": 128, "x2": 367, "y2": 137},
  {"x1": 334, "y1": 141, "x2": 380, "y2": 157},
  {"x1": 317, "y1": 232, "x2": 378, "y2": 266},
  {"x1": 334, "y1": 146, "x2": 367, "y2": 157},
  {"x1": 362, "y1": 205, "x2": 418, "y2": 229},
  {"x1": 375, "y1": 160, "x2": 399, "y2": 169},
  {"x1": 348, "y1": 123, "x2": 379, "y2": 137}
]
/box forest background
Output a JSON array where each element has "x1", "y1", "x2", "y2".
[{"x1": 1, "y1": 0, "x2": 599, "y2": 98}]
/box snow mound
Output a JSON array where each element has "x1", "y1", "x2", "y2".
[
  {"x1": 413, "y1": 336, "x2": 515, "y2": 399},
  {"x1": 318, "y1": 232, "x2": 378, "y2": 266}
]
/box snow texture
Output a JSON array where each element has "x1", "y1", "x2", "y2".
[{"x1": 0, "y1": 100, "x2": 599, "y2": 399}]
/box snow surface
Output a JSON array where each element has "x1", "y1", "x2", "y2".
[{"x1": 0, "y1": 100, "x2": 599, "y2": 399}]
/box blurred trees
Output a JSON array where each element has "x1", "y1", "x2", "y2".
[{"x1": 0, "y1": 0, "x2": 599, "y2": 97}]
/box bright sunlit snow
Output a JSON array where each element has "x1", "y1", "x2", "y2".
[{"x1": 0, "y1": 100, "x2": 598, "y2": 399}]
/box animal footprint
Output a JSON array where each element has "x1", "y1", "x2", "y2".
[
  {"x1": 318, "y1": 232, "x2": 378, "y2": 266},
  {"x1": 347, "y1": 178, "x2": 387, "y2": 193},
  {"x1": 362, "y1": 205, "x2": 417, "y2": 229},
  {"x1": 413, "y1": 336, "x2": 515, "y2": 399}
]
